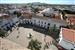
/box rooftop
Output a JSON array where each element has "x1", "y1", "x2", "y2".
[
  {"x1": 65, "y1": 14, "x2": 75, "y2": 17},
  {"x1": 33, "y1": 14, "x2": 67, "y2": 24},
  {"x1": 63, "y1": 10, "x2": 75, "y2": 14},
  {"x1": 32, "y1": 14, "x2": 49, "y2": 20},
  {"x1": 62, "y1": 28, "x2": 75, "y2": 43}
]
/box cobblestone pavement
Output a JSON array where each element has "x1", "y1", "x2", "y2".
[
  {"x1": 0, "y1": 37, "x2": 29, "y2": 50},
  {"x1": 6, "y1": 27, "x2": 58, "y2": 50}
]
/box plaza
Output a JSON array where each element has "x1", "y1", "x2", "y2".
[{"x1": 6, "y1": 26, "x2": 58, "y2": 50}]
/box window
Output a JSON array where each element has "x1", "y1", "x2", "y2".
[
  {"x1": 47, "y1": 26, "x2": 49, "y2": 29},
  {"x1": 41, "y1": 25, "x2": 43, "y2": 27},
  {"x1": 34, "y1": 20, "x2": 36, "y2": 24},
  {"x1": 31, "y1": 22, "x2": 32, "y2": 24},
  {"x1": 39, "y1": 24, "x2": 40, "y2": 26},
  {"x1": 48, "y1": 23, "x2": 50, "y2": 25},
  {"x1": 45, "y1": 22, "x2": 46, "y2": 24},
  {"x1": 41, "y1": 21, "x2": 43, "y2": 24},
  {"x1": 44, "y1": 25, "x2": 46, "y2": 28},
  {"x1": 34, "y1": 20, "x2": 36, "y2": 22},
  {"x1": 1, "y1": 26, "x2": 3, "y2": 28},
  {"x1": 38, "y1": 21, "x2": 40, "y2": 23}
]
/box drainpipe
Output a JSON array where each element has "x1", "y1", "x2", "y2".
[{"x1": 60, "y1": 13, "x2": 63, "y2": 20}]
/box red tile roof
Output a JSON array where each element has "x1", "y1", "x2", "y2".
[{"x1": 62, "y1": 28, "x2": 75, "y2": 43}]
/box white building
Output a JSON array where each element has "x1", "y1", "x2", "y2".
[
  {"x1": 0, "y1": 13, "x2": 19, "y2": 31},
  {"x1": 59, "y1": 28, "x2": 75, "y2": 50},
  {"x1": 20, "y1": 8, "x2": 67, "y2": 29},
  {"x1": 31, "y1": 15, "x2": 49, "y2": 29},
  {"x1": 31, "y1": 14, "x2": 68, "y2": 29}
]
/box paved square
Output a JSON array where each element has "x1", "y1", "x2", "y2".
[{"x1": 6, "y1": 27, "x2": 58, "y2": 50}]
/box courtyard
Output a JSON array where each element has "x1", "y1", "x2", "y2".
[{"x1": 6, "y1": 27, "x2": 58, "y2": 50}]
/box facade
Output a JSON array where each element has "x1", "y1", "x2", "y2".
[
  {"x1": 31, "y1": 14, "x2": 68, "y2": 29},
  {"x1": 20, "y1": 10, "x2": 32, "y2": 24},
  {"x1": 0, "y1": 13, "x2": 19, "y2": 31},
  {"x1": 31, "y1": 15, "x2": 49, "y2": 29},
  {"x1": 59, "y1": 28, "x2": 75, "y2": 50},
  {"x1": 21, "y1": 11, "x2": 68, "y2": 29},
  {"x1": 48, "y1": 18, "x2": 68, "y2": 28}
]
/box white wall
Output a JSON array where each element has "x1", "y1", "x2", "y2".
[
  {"x1": 31, "y1": 17, "x2": 48, "y2": 28},
  {"x1": 0, "y1": 17, "x2": 19, "y2": 30},
  {"x1": 59, "y1": 39, "x2": 75, "y2": 50},
  {"x1": 31, "y1": 17, "x2": 67, "y2": 29},
  {"x1": 48, "y1": 19, "x2": 61, "y2": 28},
  {"x1": 0, "y1": 19, "x2": 9, "y2": 30}
]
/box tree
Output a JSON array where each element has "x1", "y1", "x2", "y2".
[
  {"x1": 53, "y1": 24, "x2": 56, "y2": 32},
  {"x1": 0, "y1": 29, "x2": 6, "y2": 38},
  {"x1": 34, "y1": 8, "x2": 39, "y2": 13},
  {"x1": 50, "y1": 24, "x2": 60, "y2": 39},
  {"x1": 27, "y1": 39, "x2": 42, "y2": 50},
  {"x1": 13, "y1": 11, "x2": 21, "y2": 17},
  {"x1": 31, "y1": 6, "x2": 39, "y2": 13},
  {"x1": 50, "y1": 24, "x2": 57, "y2": 34}
]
